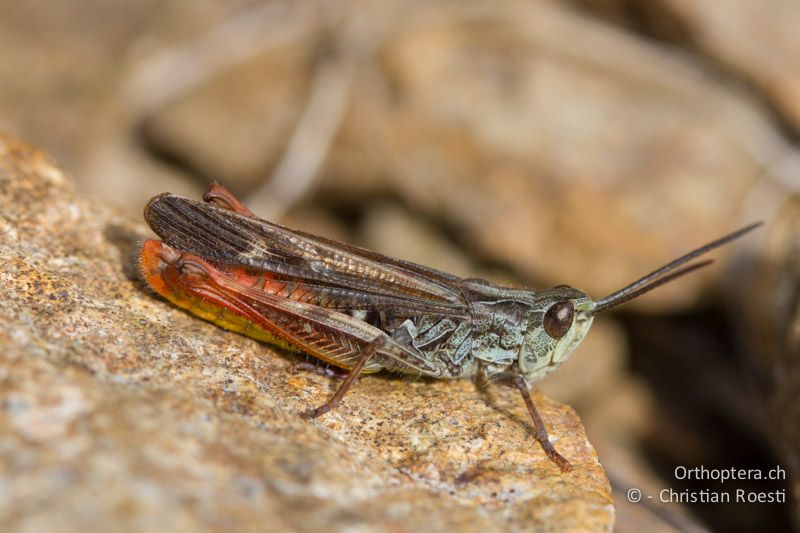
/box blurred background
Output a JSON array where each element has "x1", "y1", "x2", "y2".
[{"x1": 2, "y1": 0, "x2": 799, "y2": 530}]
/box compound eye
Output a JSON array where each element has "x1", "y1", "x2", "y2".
[{"x1": 543, "y1": 300, "x2": 574, "y2": 339}]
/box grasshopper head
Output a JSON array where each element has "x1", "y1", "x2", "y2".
[
  {"x1": 519, "y1": 222, "x2": 762, "y2": 383},
  {"x1": 519, "y1": 287, "x2": 595, "y2": 382}
]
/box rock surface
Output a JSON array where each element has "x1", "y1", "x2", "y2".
[
  {"x1": 659, "y1": 0, "x2": 800, "y2": 129},
  {"x1": 0, "y1": 135, "x2": 613, "y2": 531},
  {"x1": 736, "y1": 197, "x2": 800, "y2": 525}
]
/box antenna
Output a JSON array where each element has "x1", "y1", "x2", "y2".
[{"x1": 592, "y1": 222, "x2": 761, "y2": 313}]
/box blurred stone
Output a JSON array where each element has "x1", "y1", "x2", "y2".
[
  {"x1": 572, "y1": 0, "x2": 800, "y2": 133},
  {"x1": 0, "y1": 0, "x2": 254, "y2": 215},
  {"x1": 659, "y1": 0, "x2": 800, "y2": 130},
  {"x1": 342, "y1": 1, "x2": 761, "y2": 309},
  {"x1": 736, "y1": 195, "x2": 800, "y2": 524},
  {"x1": 359, "y1": 201, "x2": 475, "y2": 278},
  {"x1": 0, "y1": 134, "x2": 613, "y2": 531},
  {"x1": 574, "y1": 368, "x2": 709, "y2": 533},
  {"x1": 281, "y1": 205, "x2": 354, "y2": 244},
  {"x1": 140, "y1": 0, "x2": 767, "y2": 310},
  {"x1": 140, "y1": 39, "x2": 317, "y2": 195},
  {"x1": 567, "y1": 0, "x2": 693, "y2": 43},
  {"x1": 0, "y1": 1, "x2": 778, "y2": 310}
]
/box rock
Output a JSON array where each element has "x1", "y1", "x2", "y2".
[
  {"x1": 140, "y1": 38, "x2": 318, "y2": 195},
  {"x1": 657, "y1": 0, "x2": 800, "y2": 130},
  {"x1": 0, "y1": 134, "x2": 613, "y2": 531},
  {"x1": 341, "y1": 0, "x2": 761, "y2": 309},
  {"x1": 735, "y1": 195, "x2": 800, "y2": 524},
  {"x1": 0, "y1": 0, "x2": 226, "y2": 215},
  {"x1": 572, "y1": 0, "x2": 800, "y2": 136},
  {"x1": 359, "y1": 201, "x2": 476, "y2": 279}
]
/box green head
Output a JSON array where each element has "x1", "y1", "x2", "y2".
[{"x1": 519, "y1": 286, "x2": 595, "y2": 381}]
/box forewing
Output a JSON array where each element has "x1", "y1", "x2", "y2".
[{"x1": 145, "y1": 193, "x2": 469, "y2": 317}]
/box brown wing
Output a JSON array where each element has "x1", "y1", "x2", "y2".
[{"x1": 145, "y1": 193, "x2": 469, "y2": 318}]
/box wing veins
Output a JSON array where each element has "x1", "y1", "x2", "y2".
[{"x1": 147, "y1": 194, "x2": 470, "y2": 315}]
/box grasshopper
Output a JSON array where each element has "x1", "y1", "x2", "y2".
[{"x1": 140, "y1": 183, "x2": 760, "y2": 470}]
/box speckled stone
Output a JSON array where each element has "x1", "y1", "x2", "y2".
[{"x1": 0, "y1": 134, "x2": 613, "y2": 532}]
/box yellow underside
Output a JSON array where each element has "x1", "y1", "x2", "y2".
[
  {"x1": 187, "y1": 299, "x2": 300, "y2": 353},
  {"x1": 168, "y1": 292, "x2": 378, "y2": 373}
]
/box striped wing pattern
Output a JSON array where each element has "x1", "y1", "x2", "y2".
[{"x1": 146, "y1": 194, "x2": 469, "y2": 319}]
